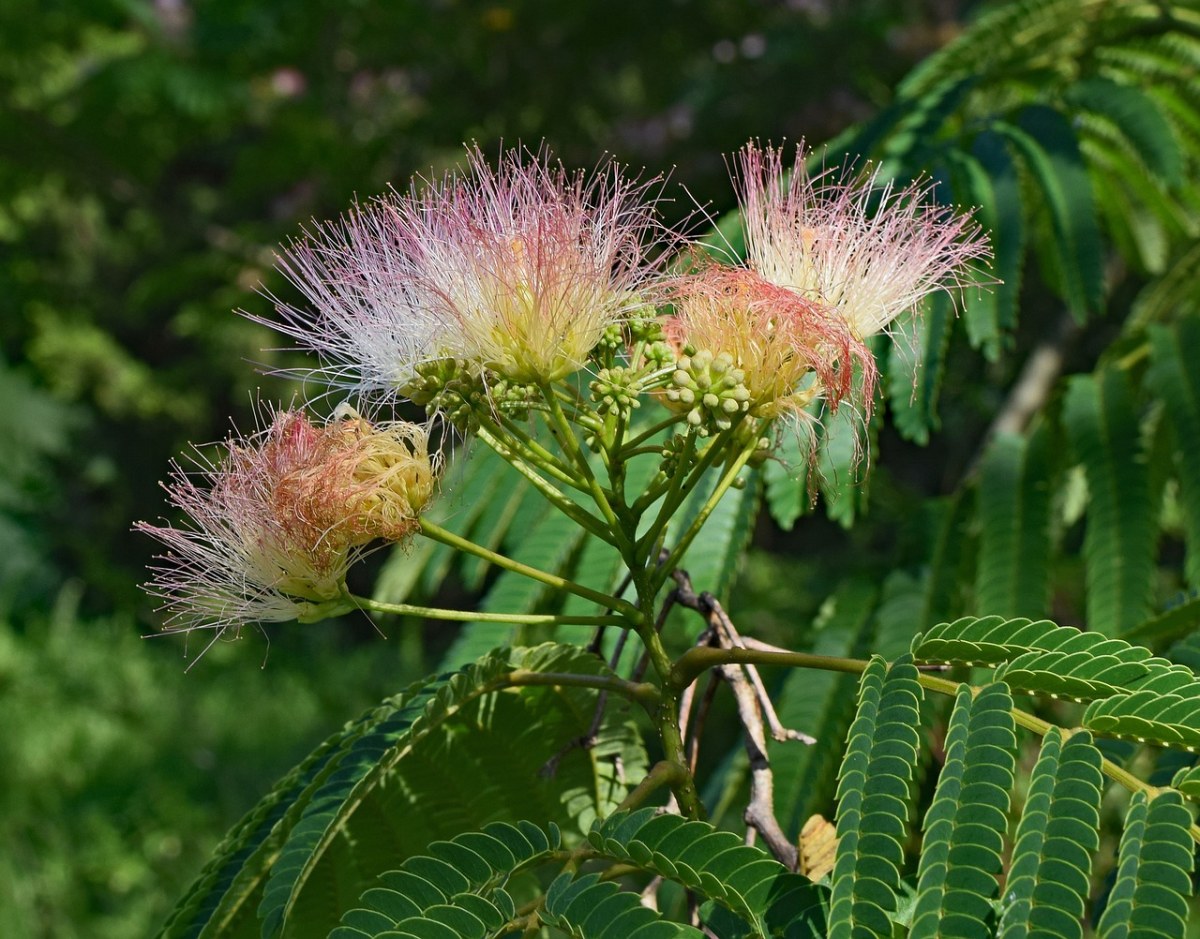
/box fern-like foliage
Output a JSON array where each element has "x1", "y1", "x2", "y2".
[
  {"x1": 1148, "y1": 316, "x2": 1200, "y2": 588},
  {"x1": 975, "y1": 428, "x2": 1055, "y2": 619},
  {"x1": 997, "y1": 729, "x2": 1104, "y2": 939},
  {"x1": 828, "y1": 656, "x2": 923, "y2": 937},
  {"x1": 1063, "y1": 370, "x2": 1156, "y2": 636},
  {"x1": 1096, "y1": 790, "x2": 1195, "y2": 938},
  {"x1": 910, "y1": 683, "x2": 1016, "y2": 938},
  {"x1": 335, "y1": 810, "x2": 824, "y2": 938},
  {"x1": 912, "y1": 615, "x2": 1195, "y2": 702},
  {"x1": 330, "y1": 820, "x2": 569, "y2": 938},
  {"x1": 827, "y1": 652, "x2": 1194, "y2": 937},
  {"x1": 157, "y1": 644, "x2": 646, "y2": 939}
]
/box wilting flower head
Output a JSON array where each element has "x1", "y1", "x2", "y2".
[
  {"x1": 136, "y1": 409, "x2": 435, "y2": 637},
  {"x1": 735, "y1": 143, "x2": 990, "y2": 341},
  {"x1": 663, "y1": 266, "x2": 870, "y2": 421},
  {"x1": 266, "y1": 146, "x2": 663, "y2": 393}
]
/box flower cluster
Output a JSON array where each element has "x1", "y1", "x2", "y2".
[
  {"x1": 142, "y1": 141, "x2": 988, "y2": 640},
  {"x1": 268, "y1": 146, "x2": 663, "y2": 392},
  {"x1": 265, "y1": 142, "x2": 986, "y2": 425},
  {"x1": 734, "y1": 143, "x2": 989, "y2": 342},
  {"x1": 137, "y1": 410, "x2": 434, "y2": 639},
  {"x1": 662, "y1": 266, "x2": 866, "y2": 424}
]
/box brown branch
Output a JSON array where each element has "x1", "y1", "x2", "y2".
[{"x1": 666, "y1": 567, "x2": 810, "y2": 868}]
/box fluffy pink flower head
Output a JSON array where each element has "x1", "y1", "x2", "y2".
[
  {"x1": 735, "y1": 143, "x2": 990, "y2": 341},
  {"x1": 136, "y1": 409, "x2": 435, "y2": 637},
  {"x1": 664, "y1": 266, "x2": 869, "y2": 420},
  {"x1": 268, "y1": 146, "x2": 663, "y2": 393}
]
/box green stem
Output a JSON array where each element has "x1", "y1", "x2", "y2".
[
  {"x1": 614, "y1": 760, "x2": 689, "y2": 812},
  {"x1": 632, "y1": 430, "x2": 699, "y2": 546},
  {"x1": 350, "y1": 595, "x2": 629, "y2": 630},
  {"x1": 652, "y1": 439, "x2": 758, "y2": 592},
  {"x1": 635, "y1": 586, "x2": 705, "y2": 820},
  {"x1": 619, "y1": 414, "x2": 682, "y2": 454},
  {"x1": 474, "y1": 424, "x2": 617, "y2": 546},
  {"x1": 418, "y1": 517, "x2": 643, "y2": 624},
  {"x1": 541, "y1": 383, "x2": 633, "y2": 556},
  {"x1": 551, "y1": 386, "x2": 603, "y2": 432},
  {"x1": 502, "y1": 669, "x2": 661, "y2": 711},
  {"x1": 490, "y1": 410, "x2": 579, "y2": 485}
]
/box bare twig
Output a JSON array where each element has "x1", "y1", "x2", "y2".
[
  {"x1": 705, "y1": 598, "x2": 816, "y2": 746},
  {"x1": 666, "y1": 567, "x2": 811, "y2": 868},
  {"x1": 714, "y1": 647, "x2": 799, "y2": 868}
]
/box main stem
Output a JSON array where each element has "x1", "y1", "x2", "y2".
[{"x1": 635, "y1": 579, "x2": 705, "y2": 819}]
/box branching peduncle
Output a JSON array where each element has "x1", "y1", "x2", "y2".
[
  {"x1": 473, "y1": 424, "x2": 616, "y2": 545},
  {"x1": 652, "y1": 437, "x2": 759, "y2": 593},
  {"x1": 350, "y1": 594, "x2": 630, "y2": 630},
  {"x1": 418, "y1": 517, "x2": 643, "y2": 623},
  {"x1": 540, "y1": 383, "x2": 631, "y2": 554}
]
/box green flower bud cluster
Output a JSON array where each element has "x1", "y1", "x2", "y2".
[
  {"x1": 403, "y1": 359, "x2": 477, "y2": 431},
  {"x1": 486, "y1": 376, "x2": 541, "y2": 420},
  {"x1": 644, "y1": 341, "x2": 676, "y2": 370},
  {"x1": 403, "y1": 361, "x2": 539, "y2": 430},
  {"x1": 658, "y1": 432, "x2": 691, "y2": 478},
  {"x1": 627, "y1": 311, "x2": 665, "y2": 344},
  {"x1": 665, "y1": 349, "x2": 751, "y2": 435},
  {"x1": 590, "y1": 366, "x2": 643, "y2": 418},
  {"x1": 597, "y1": 323, "x2": 627, "y2": 353}
]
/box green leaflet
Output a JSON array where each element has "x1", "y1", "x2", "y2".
[
  {"x1": 829, "y1": 656, "x2": 924, "y2": 939},
  {"x1": 975, "y1": 427, "x2": 1054, "y2": 619},
  {"x1": 910, "y1": 683, "x2": 1016, "y2": 939},
  {"x1": 998, "y1": 107, "x2": 1105, "y2": 320},
  {"x1": 997, "y1": 729, "x2": 1103, "y2": 939},
  {"x1": 330, "y1": 819, "x2": 559, "y2": 939},
  {"x1": 1085, "y1": 133, "x2": 1173, "y2": 276},
  {"x1": 912, "y1": 615, "x2": 1194, "y2": 702},
  {"x1": 1096, "y1": 791, "x2": 1194, "y2": 939},
  {"x1": 588, "y1": 808, "x2": 826, "y2": 936},
  {"x1": 1120, "y1": 593, "x2": 1200, "y2": 649},
  {"x1": 1170, "y1": 762, "x2": 1200, "y2": 802},
  {"x1": 1129, "y1": 241, "x2": 1200, "y2": 331},
  {"x1": 887, "y1": 292, "x2": 953, "y2": 446},
  {"x1": 1084, "y1": 686, "x2": 1200, "y2": 752},
  {"x1": 543, "y1": 871, "x2": 703, "y2": 939},
  {"x1": 817, "y1": 403, "x2": 869, "y2": 529},
  {"x1": 763, "y1": 423, "x2": 816, "y2": 531},
  {"x1": 1066, "y1": 78, "x2": 1184, "y2": 188},
  {"x1": 876, "y1": 76, "x2": 976, "y2": 167},
  {"x1": 950, "y1": 139, "x2": 1023, "y2": 356},
  {"x1": 1148, "y1": 317, "x2": 1200, "y2": 588},
  {"x1": 1064, "y1": 371, "x2": 1156, "y2": 636},
  {"x1": 156, "y1": 700, "x2": 405, "y2": 939},
  {"x1": 249, "y1": 644, "x2": 645, "y2": 938}
]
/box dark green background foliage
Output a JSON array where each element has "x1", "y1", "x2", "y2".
[{"x1": 7, "y1": 0, "x2": 1200, "y2": 935}]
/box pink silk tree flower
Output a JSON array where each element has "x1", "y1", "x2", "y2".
[
  {"x1": 136, "y1": 410, "x2": 434, "y2": 640},
  {"x1": 266, "y1": 146, "x2": 663, "y2": 394},
  {"x1": 734, "y1": 143, "x2": 990, "y2": 342},
  {"x1": 663, "y1": 266, "x2": 870, "y2": 421}
]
